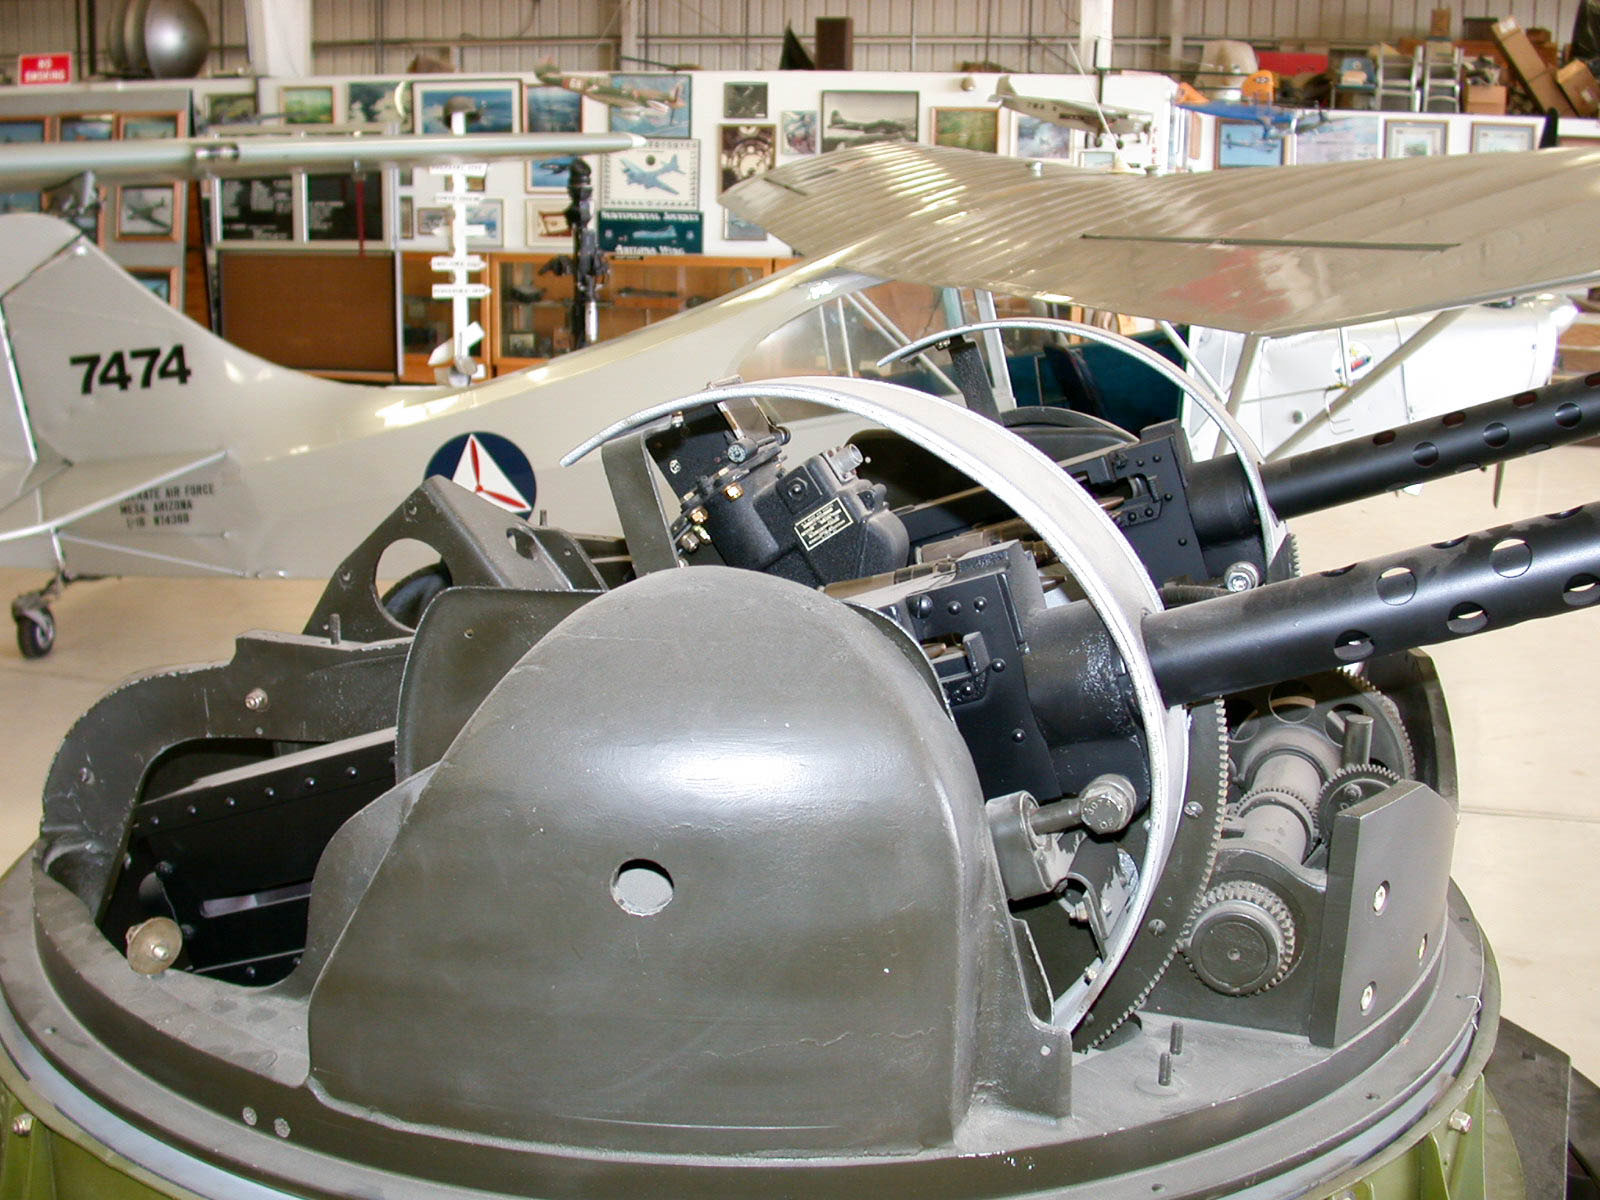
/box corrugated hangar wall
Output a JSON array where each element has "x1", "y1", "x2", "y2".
[{"x1": 1, "y1": 0, "x2": 1585, "y2": 76}]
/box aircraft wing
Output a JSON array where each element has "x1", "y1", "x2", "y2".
[
  {"x1": 723, "y1": 142, "x2": 1600, "y2": 336},
  {"x1": 0, "y1": 132, "x2": 645, "y2": 192},
  {"x1": 0, "y1": 449, "x2": 225, "y2": 542}
]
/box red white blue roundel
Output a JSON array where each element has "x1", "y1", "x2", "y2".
[{"x1": 426, "y1": 432, "x2": 537, "y2": 517}]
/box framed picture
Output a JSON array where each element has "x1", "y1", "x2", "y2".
[
  {"x1": 418, "y1": 201, "x2": 502, "y2": 247},
  {"x1": 720, "y1": 124, "x2": 776, "y2": 194},
  {"x1": 346, "y1": 80, "x2": 410, "y2": 125},
  {"x1": 117, "y1": 111, "x2": 183, "y2": 140},
  {"x1": 600, "y1": 139, "x2": 700, "y2": 210},
  {"x1": 528, "y1": 155, "x2": 577, "y2": 191},
  {"x1": 1077, "y1": 148, "x2": 1118, "y2": 169},
  {"x1": 0, "y1": 192, "x2": 42, "y2": 214},
  {"x1": 606, "y1": 74, "x2": 691, "y2": 138},
  {"x1": 525, "y1": 85, "x2": 581, "y2": 133},
  {"x1": 306, "y1": 171, "x2": 384, "y2": 241},
  {"x1": 218, "y1": 176, "x2": 294, "y2": 241},
  {"x1": 0, "y1": 117, "x2": 48, "y2": 144},
  {"x1": 933, "y1": 107, "x2": 999, "y2": 152},
  {"x1": 820, "y1": 91, "x2": 918, "y2": 152},
  {"x1": 59, "y1": 113, "x2": 114, "y2": 141},
  {"x1": 526, "y1": 200, "x2": 571, "y2": 241},
  {"x1": 398, "y1": 195, "x2": 414, "y2": 239},
  {"x1": 1384, "y1": 119, "x2": 1447, "y2": 159},
  {"x1": 130, "y1": 267, "x2": 178, "y2": 306},
  {"x1": 417, "y1": 206, "x2": 451, "y2": 239},
  {"x1": 116, "y1": 184, "x2": 178, "y2": 239},
  {"x1": 1216, "y1": 121, "x2": 1285, "y2": 168},
  {"x1": 415, "y1": 80, "x2": 519, "y2": 135},
  {"x1": 780, "y1": 110, "x2": 817, "y2": 156},
  {"x1": 281, "y1": 85, "x2": 335, "y2": 125},
  {"x1": 203, "y1": 92, "x2": 257, "y2": 129},
  {"x1": 1015, "y1": 114, "x2": 1075, "y2": 159},
  {"x1": 1471, "y1": 122, "x2": 1537, "y2": 153},
  {"x1": 1294, "y1": 115, "x2": 1380, "y2": 164},
  {"x1": 724, "y1": 82, "x2": 768, "y2": 120},
  {"x1": 723, "y1": 210, "x2": 767, "y2": 242}
]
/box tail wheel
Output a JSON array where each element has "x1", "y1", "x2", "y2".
[{"x1": 15, "y1": 608, "x2": 55, "y2": 659}]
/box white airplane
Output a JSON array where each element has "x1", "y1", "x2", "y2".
[
  {"x1": 3, "y1": 139, "x2": 1600, "y2": 658},
  {"x1": 991, "y1": 76, "x2": 1153, "y2": 141}
]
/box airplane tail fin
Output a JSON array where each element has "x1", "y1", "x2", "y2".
[
  {"x1": 994, "y1": 75, "x2": 1017, "y2": 96},
  {"x1": 666, "y1": 154, "x2": 680, "y2": 171}
]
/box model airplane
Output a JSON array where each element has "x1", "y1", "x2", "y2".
[
  {"x1": 533, "y1": 63, "x2": 687, "y2": 114},
  {"x1": 4, "y1": 142, "x2": 1600, "y2": 659},
  {"x1": 619, "y1": 152, "x2": 683, "y2": 194},
  {"x1": 991, "y1": 75, "x2": 1153, "y2": 139},
  {"x1": 1176, "y1": 81, "x2": 1331, "y2": 139}
]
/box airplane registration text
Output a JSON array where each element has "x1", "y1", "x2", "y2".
[{"x1": 68, "y1": 345, "x2": 193, "y2": 395}]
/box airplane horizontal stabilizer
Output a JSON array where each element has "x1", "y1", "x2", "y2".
[
  {"x1": 0, "y1": 450, "x2": 225, "y2": 543},
  {"x1": 724, "y1": 142, "x2": 1600, "y2": 336}
]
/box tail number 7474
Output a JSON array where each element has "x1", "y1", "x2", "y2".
[{"x1": 68, "y1": 345, "x2": 193, "y2": 395}]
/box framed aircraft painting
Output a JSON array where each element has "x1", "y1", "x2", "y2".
[
  {"x1": 719, "y1": 124, "x2": 776, "y2": 194},
  {"x1": 525, "y1": 85, "x2": 581, "y2": 133},
  {"x1": 780, "y1": 110, "x2": 818, "y2": 155},
  {"x1": 1216, "y1": 121, "x2": 1284, "y2": 168},
  {"x1": 117, "y1": 111, "x2": 183, "y2": 140},
  {"x1": 606, "y1": 74, "x2": 691, "y2": 139},
  {"x1": 116, "y1": 184, "x2": 179, "y2": 240},
  {"x1": 599, "y1": 139, "x2": 700, "y2": 210},
  {"x1": 820, "y1": 91, "x2": 918, "y2": 152},
  {"x1": 281, "y1": 85, "x2": 335, "y2": 125},
  {"x1": 0, "y1": 117, "x2": 48, "y2": 144},
  {"x1": 130, "y1": 266, "x2": 179, "y2": 306},
  {"x1": 1471, "y1": 122, "x2": 1537, "y2": 153},
  {"x1": 346, "y1": 80, "x2": 410, "y2": 125},
  {"x1": 933, "y1": 108, "x2": 999, "y2": 152}
]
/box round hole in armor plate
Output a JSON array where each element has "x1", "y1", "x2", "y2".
[
  {"x1": 1333, "y1": 630, "x2": 1372, "y2": 662},
  {"x1": 1376, "y1": 566, "x2": 1416, "y2": 605},
  {"x1": 1447, "y1": 603, "x2": 1487, "y2": 635},
  {"x1": 612, "y1": 860, "x2": 674, "y2": 916},
  {"x1": 1564, "y1": 574, "x2": 1600, "y2": 607},
  {"x1": 1413, "y1": 442, "x2": 1439, "y2": 468},
  {"x1": 1482, "y1": 422, "x2": 1510, "y2": 449},
  {"x1": 1490, "y1": 538, "x2": 1530, "y2": 578}
]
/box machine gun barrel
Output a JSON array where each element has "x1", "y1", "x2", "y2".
[
  {"x1": 1186, "y1": 373, "x2": 1600, "y2": 544},
  {"x1": 1143, "y1": 502, "x2": 1600, "y2": 704}
]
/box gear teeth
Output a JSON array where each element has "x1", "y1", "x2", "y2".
[
  {"x1": 1182, "y1": 880, "x2": 1297, "y2": 996},
  {"x1": 1318, "y1": 762, "x2": 1402, "y2": 829},
  {"x1": 1084, "y1": 700, "x2": 1229, "y2": 1048}
]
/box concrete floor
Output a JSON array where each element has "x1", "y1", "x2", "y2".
[{"x1": 0, "y1": 445, "x2": 1596, "y2": 1086}]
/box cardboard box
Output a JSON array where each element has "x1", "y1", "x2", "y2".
[
  {"x1": 1464, "y1": 82, "x2": 1508, "y2": 112},
  {"x1": 1430, "y1": 8, "x2": 1453, "y2": 38},
  {"x1": 1493, "y1": 16, "x2": 1576, "y2": 114},
  {"x1": 1558, "y1": 59, "x2": 1600, "y2": 116}
]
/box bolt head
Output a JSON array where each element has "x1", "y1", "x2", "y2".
[
  {"x1": 724, "y1": 483, "x2": 744, "y2": 501},
  {"x1": 726, "y1": 443, "x2": 748, "y2": 463},
  {"x1": 243, "y1": 688, "x2": 269, "y2": 712},
  {"x1": 10, "y1": 1113, "x2": 32, "y2": 1136},
  {"x1": 1447, "y1": 1109, "x2": 1472, "y2": 1133}
]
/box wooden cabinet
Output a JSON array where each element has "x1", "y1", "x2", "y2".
[{"x1": 402, "y1": 252, "x2": 795, "y2": 381}]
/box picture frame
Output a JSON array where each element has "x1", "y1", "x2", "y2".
[
  {"x1": 525, "y1": 85, "x2": 581, "y2": 133},
  {"x1": 0, "y1": 192, "x2": 42, "y2": 215},
  {"x1": 719, "y1": 124, "x2": 776, "y2": 194},
  {"x1": 780, "y1": 110, "x2": 817, "y2": 156},
  {"x1": 528, "y1": 155, "x2": 577, "y2": 191},
  {"x1": 203, "y1": 92, "x2": 257, "y2": 130},
  {"x1": 414, "y1": 80, "x2": 520, "y2": 135},
  {"x1": 306, "y1": 171, "x2": 384, "y2": 241},
  {"x1": 1471, "y1": 121, "x2": 1537, "y2": 153},
  {"x1": 1293, "y1": 115, "x2": 1381, "y2": 164},
  {"x1": 116, "y1": 184, "x2": 179, "y2": 240},
  {"x1": 0, "y1": 117, "x2": 49, "y2": 144},
  {"x1": 599, "y1": 139, "x2": 700, "y2": 210},
  {"x1": 723, "y1": 210, "x2": 767, "y2": 242},
  {"x1": 398, "y1": 195, "x2": 414, "y2": 240},
  {"x1": 606, "y1": 74, "x2": 691, "y2": 138},
  {"x1": 1384, "y1": 119, "x2": 1447, "y2": 159},
  {"x1": 933, "y1": 107, "x2": 999, "y2": 152},
  {"x1": 1077, "y1": 148, "x2": 1118, "y2": 170},
  {"x1": 130, "y1": 267, "x2": 178, "y2": 306},
  {"x1": 1216, "y1": 121, "x2": 1285, "y2": 168},
  {"x1": 59, "y1": 113, "x2": 114, "y2": 141},
  {"x1": 281, "y1": 85, "x2": 335, "y2": 125},
  {"x1": 526, "y1": 200, "x2": 571, "y2": 241},
  {"x1": 820, "y1": 91, "x2": 918, "y2": 152},
  {"x1": 346, "y1": 80, "x2": 410, "y2": 125},
  {"x1": 1015, "y1": 114, "x2": 1075, "y2": 160},
  {"x1": 217, "y1": 176, "x2": 294, "y2": 241},
  {"x1": 117, "y1": 111, "x2": 183, "y2": 141},
  {"x1": 724, "y1": 82, "x2": 768, "y2": 120},
  {"x1": 417, "y1": 206, "x2": 451, "y2": 239}
]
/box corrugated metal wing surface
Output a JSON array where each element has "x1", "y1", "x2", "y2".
[{"x1": 725, "y1": 140, "x2": 1600, "y2": 335}]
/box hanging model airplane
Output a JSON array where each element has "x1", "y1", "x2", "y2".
[
  {"x1": 532, "y1": 64, "x2": 687, "y2": 114},
  {"x1": 1175, "y1": 81, "x2": 1332, "y2": 139},
  {"x1": 991, "y1": 75, "x2": 1153, "y2": 140},
  {"x1": 2, "y1": 141, "x2": 1599, "y2": 657}
]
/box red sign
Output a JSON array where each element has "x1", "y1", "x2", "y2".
[{"x1": 17, "y1": 53, "x2": 74, "y2": 85}]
